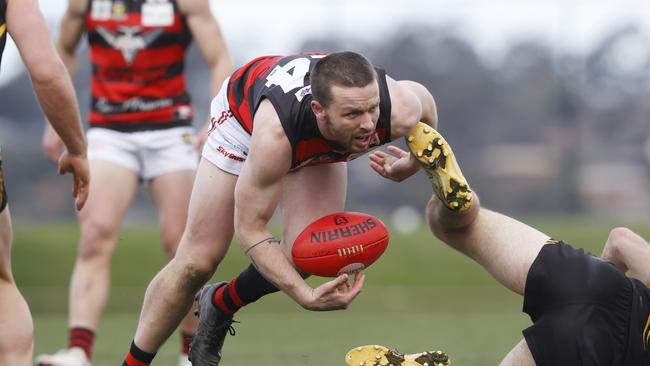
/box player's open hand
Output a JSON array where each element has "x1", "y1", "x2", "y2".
[
  {"x1": 57, "y1": 152, "x2": 90, "y2": 210},
  {"x1": 300, "y1": 272, "x2": 365, "y2": 311},
  {"x1": 369, "y1": 145, "x2": 420, "y2": 182}
]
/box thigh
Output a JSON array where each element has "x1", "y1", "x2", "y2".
[
  {"x1": 173, "y1": 158, "x2": 237, "y2": 266},
  {"x1": 500, "y1": 339, "x2": 536, "y2": 366},
  {"x1": 0, "y1": 208, "x2": 12, "y2": 281},
  {"x1": 148, "y1": 169, "x2": 194, "y2": 242},
  {"x1": 0, "y1": 147, "x2": 6, "y2": 213},
  {"x1": 438, "y1": 207, "x2": 550, "y2": 295},
  {"x1": 77, "y1": 160, "x2": 139, "y2": 233},
  {"x1": 280, "y1": 162, "x2": 347, "y2": 254}
]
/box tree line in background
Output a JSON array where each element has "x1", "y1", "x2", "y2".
[{"x1": 1, "y1": 23, "x2": 648, "y2": 219}]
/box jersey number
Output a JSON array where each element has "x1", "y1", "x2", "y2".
[{"x1": 265, "y1": 58, "x2": 310, "y2": 93}]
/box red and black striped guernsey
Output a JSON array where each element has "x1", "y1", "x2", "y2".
[
  {"x1": 85, "y1": 0, "x2": 193, "y2": 132},
  {"x1": 227, "y1": 53, "x2": 393, "y2": 171}
]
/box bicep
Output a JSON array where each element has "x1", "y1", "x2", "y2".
[
  {"x1": 6, "y1": 0, "x2": 58, "y2": 74},
  {"x1": 388, "y1": 78, "x2": 438, "y2": 138},
  {"x1": 234, "y1": 102, "x2": 292, "y2": 231}
]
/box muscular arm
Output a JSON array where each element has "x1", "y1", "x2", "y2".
[
  {"x1": 179, "y1": 0, "x2": 233, "y2": 145},
  {"x1": 369, "y1": 77, "x2": 438, "y2": 181},
  {"x1": 8, "y1": 0, "x2": 89, "y2": 209},
  {"x1": 235, "y1": 100, "x2": 363, "y2": 310},
  {"x1": 602, "y1": 227, "x2": 650, "y2": 286},
  {"x1": 41, "y1": 0, "x2": 86, "y2": 162},
  {"x1": 388, "y1": 77, "x2": 438, "y2": 138}
]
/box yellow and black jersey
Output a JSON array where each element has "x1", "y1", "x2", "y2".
[{"x1": 0, "y1": 0, "x2": 6, "y2": 70}]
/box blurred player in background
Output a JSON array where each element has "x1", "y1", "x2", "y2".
[
  {"x1": 0, "y1": 0, "x2": 90, "y2": 365},
  {"x1": 36, "y1": 0, "x2": 231, "y2": 365},
  {"x1": 384, "y1": 123, "x2": 650, "y2": 366},
  {"x1": 119, "y1": 51, "x2": 439, "y2": 366}
]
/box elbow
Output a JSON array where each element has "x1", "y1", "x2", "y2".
[{"x1": 29, "y1": 59, "x2": 67, "y2": 87}]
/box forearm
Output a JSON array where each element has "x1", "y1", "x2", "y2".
[
  {"x1": 56, "y1": 45, "x2": 78, "y2": 78},
  {"x1": 241, "y1": 235, "x2": 311, "y2": 305},
  {"x1": 32, "y1": 70, "x2": 86, "y2": 156},
  {"x1": 209, "y1": 56, "x2": 232, "y2": 97}
]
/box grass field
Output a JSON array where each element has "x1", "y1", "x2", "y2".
[{"x1": 12, "y1": 217, "x2": 650, "y2": 366}]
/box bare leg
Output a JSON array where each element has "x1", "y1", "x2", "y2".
[
  {"x1": 133, "y1": 159, "x2": 236, "y2": 352},
  {"x1": 148, "y1": 170, "x2": 198, "y2": 347},
  {"x1": 0, "y1": 208, "x2": 33, "y2": 366},
  {"x1": 602, "y1": 227, "x2": 650, "y2": 286},
  {"x1": 407, "y1": 125, "x2": 550, "y2": 295},
  {"x1": 281, "y1": 162, "x2": 347, "y2": 260},
  {"x1": 69, "y1": 160, "x2": 139, "y2": 330},
  {"x1": 500, "y1": 339, "x2": 536, "y2": 366}
]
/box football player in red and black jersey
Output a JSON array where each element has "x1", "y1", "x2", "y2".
[
  {"x1": 0, "y1": 0, "x2": 89, "y2": 365},
  {"x1": 119, "y1": 51, "x2": 440, "y2": 366},
  {"x1": 35, "y1": 0, "x2": 231, "y2": 365},
  {"x1": 404, "y1": 126, "x2": 650, "y2": 366}
]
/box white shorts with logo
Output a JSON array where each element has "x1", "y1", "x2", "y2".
[
  {"x1": 202, "y1": 77, "x2": 250, "y2": 176},
  {"x1": 87, "y1": 126, "x2": 199, "y2": 180}
]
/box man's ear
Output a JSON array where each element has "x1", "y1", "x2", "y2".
[{"x1": 311, "y1": 100, "x2": 325, "y2": 119}]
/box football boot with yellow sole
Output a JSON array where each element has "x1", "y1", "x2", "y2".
[
  {"x1": 405, "y1": 122, "x2": 472, "y2": 212},
  {"x1": 345, "y1": 345, "x2": 451, "y2": 366}
]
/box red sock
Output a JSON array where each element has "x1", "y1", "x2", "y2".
[
  {"x1": 68, "y1": 327, "x2": 94, "y2": 360},
  {"x1": 181, "y1": 332, "x2": 193, "y2": 355},
  {"x1": 122, "y1": 341, "x2": 156, "y2": 366}
]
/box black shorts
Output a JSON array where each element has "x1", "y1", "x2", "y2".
[
  {"x1": 0, "y1": 147, "x2": 6, "y2": 212},
  {"x1": 522, "y1": 241, "x2": 636, "y2": 366}
]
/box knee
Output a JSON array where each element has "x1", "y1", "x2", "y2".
[
  {"x1": 160, "y1": 224, "x2": 184, "y2": 259},
  {"x1": 608, "y1": 227, "x2": 634, "y2": 243},
  {"x1": 177, "y1": 257, "x2": 219, "y2": 289},
  {"x1": 78, "y1": 219, "x2": 118, "y2": 261},
  {"x1": 425, "y1": 195, "x2": 445, "y2": 237}
]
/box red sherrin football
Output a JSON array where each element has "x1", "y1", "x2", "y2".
[{"x1": 291, "y1": 212, "x2": 389, "y2": 277}]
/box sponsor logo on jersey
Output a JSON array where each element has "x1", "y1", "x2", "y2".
[
  {"x1": 112, "y1": 0, "x2": 127, "y2": 20},
  {"x1": 96, "y1": 25, "x2": 163, "y2": 65},
  {"x1": 310, "y1": 218, "x2": 377, "y2": 243},
  {"x1": 95, "y1": 97, "x2": 173, "y2": 114},
  {"x1": 216, "y1": 145, "x2": 245, "y2": 162}
]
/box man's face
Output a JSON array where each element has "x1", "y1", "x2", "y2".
[{"x1": 317, "y1": 82, "x2": 381, "y2": 153}]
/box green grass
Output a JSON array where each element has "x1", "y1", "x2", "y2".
[{"x1": 12, "y1": 218, "x2": 650, "y2": 365}]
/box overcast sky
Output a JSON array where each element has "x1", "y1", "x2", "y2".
[{"x1": 1, "y1": 0, "x2": 648, "y2": 86}]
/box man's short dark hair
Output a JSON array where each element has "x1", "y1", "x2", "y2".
[{"x1": 311, "y1": 51, "x2": 377, "y2": 108}]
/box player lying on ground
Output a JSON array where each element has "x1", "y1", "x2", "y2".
[{"x1": 367, "y1": 123, "x2": 649, "y2": 365}]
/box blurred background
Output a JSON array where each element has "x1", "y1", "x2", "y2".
[{"x1": 1, "y1": 1, "x2": 650, "y2": 365}]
